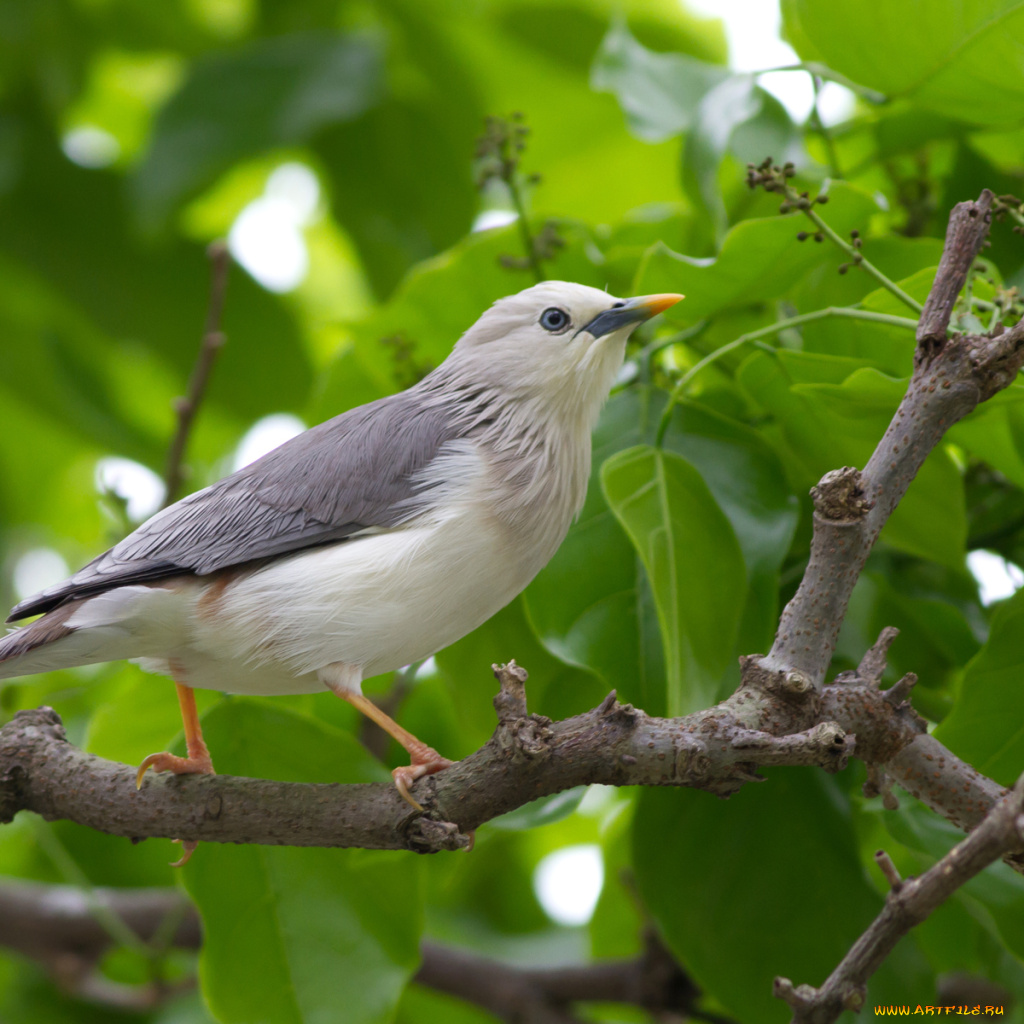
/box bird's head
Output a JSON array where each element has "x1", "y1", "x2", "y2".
[{"x1": 448, "y1": 281, "x2": 683, "y2": 424}]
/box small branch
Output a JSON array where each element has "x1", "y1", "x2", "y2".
[
  {"x1": 162, "y1": 241, "x2": 231, "y2": 506},
  {"x1": 656, "y1": 306, "x2": 918, "y2": 445},
  {"x1": 775, "y1": 773, "x2": 1024, "y2": 1024},
  {"x1": 916, "y1": 191, "x2": 994, "y2": 361}
]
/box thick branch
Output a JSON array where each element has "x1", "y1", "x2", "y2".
[
  {"x1": 761, "y1": 191, "x2": 1022, "y2": 688},
  {"x1": 0, "y1": 677, "x2": 854, "y2": 851},
  {"x1": 2, "y1": 657, "x2": 1009, "y2": 864},
  {"x1": 775, "y1": 772, "x2": 1024, "y2": 1024}
]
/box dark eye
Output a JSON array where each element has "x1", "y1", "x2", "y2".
[{"x1": 540, "y1": 307, "x2": 570, "y2": 332}]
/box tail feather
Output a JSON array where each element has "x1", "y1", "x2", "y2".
[{"x1": 0, "y1": 584, "x2": 189, "y2": 681}]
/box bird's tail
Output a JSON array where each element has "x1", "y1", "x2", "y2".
[
  {"x1": 0, "y1": 603, "x2": 83, "y2": 679},
  {"x1": 0, "y1": 585, "x2": 184, "y2": 680}
]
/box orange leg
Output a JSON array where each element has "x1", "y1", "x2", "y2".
[
  {"x1": 332, "y1": 689, "x2": 452, "y2": 811},
  {"x1": 136, "y1": 677, "x2": 215, "y2": 866}
]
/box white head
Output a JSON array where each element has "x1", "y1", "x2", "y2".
[{"x1": 444, "y1": 281, "x2": 682, "y2": 425}]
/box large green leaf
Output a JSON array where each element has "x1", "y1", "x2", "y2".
[
  {"x1": 525, "y1": 389, "x2": 796, "y2": 715},
  {"x1": 934, "y1": 588, "x2": 1024, "y2": 787},
  {"x1": 739, "y1": 353, "x2": 967, "y2": 568},
  {"x1": 590, "y1": 21, "x2": 728, "y2": 142},
  {"x1": 182, "y1": 700, "x2": 422, "y2": 1024},
  {"x1": 663, "y1": 402, "x2": 799, "y2": 655},
  {"x1": 633, "y1": 773, "x2": 887, "y2": 1021},
  {"x1": 133, "y1": 33, "x2": 383, "y2": 227},
  {"x1": 781, "y1": 0, "x2": 1024, "y2": 128},
  {"x1": 601, "y1": 445, "x2": 746, "y2": 715}
]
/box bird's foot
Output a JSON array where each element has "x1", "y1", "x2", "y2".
[
  {"x1": 135, "y1": 750, "x2": 215, "y2": 789},
  {"x1": 135, "y1": 752, "x2": 214, "y2": 867},
  {"x1": 392, "y1": 749, "x2": 453, "y2": 811},
  {"x1": 169, "y1": 839, "x2": 199, "y2": 868}
]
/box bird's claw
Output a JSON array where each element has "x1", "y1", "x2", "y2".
[
  {"x1": 392, "y1": 753, "x2": 453, "y2": 811},
  {"x1": 135, "y1": 751, "x2": 214, "y2": 867},
  {"x1": 135, "y1": 751, "x2": 215, "y2": 789},
  {"x1": 169, "y1": 839, "x2": 199, "y2": 868}
]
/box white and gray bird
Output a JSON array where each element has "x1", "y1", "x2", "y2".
[{"x1": 1, "y1": 282, "x2": 681, "y2": 833}]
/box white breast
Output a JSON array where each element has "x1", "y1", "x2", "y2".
[{"x1": 138, "y1": 437, "x2": 585, "y2": 695}]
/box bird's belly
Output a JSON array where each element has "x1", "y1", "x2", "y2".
[{"x1": 176, "y1": 510, "x2": 542, "y2": 693}]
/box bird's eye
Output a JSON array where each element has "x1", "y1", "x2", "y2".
[{"x1": 539, "y1": 307, "x2": 570, "y2": 332}]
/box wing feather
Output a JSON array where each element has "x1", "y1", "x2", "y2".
[{"x1": 9, "y1": 387, "x2": 464, "y2": 620}]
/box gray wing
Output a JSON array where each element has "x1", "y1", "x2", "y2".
[{"x1": 9, "y1": 388, "x2": 466, "y2": 620}]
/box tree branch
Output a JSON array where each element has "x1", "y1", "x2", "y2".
[
  {"x1": 1, "y1": 656, "x2": 1014, "y2": 873},
  {"x1": 759, "y1": 190, "x2": 1010, "y2": 688},
  {"x1": 162, "y1": 240, "x2": 231, "y2": 506},
  {"x1": 775, "y1": 772, "x2": 1024, "y2": 1023}
]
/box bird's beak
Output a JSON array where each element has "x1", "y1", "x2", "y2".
[{"x1": 581, "y1": 293, "x2": 685, "y2": 339}]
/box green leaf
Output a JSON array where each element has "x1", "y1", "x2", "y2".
[
  {"x1": 601, "y1": 445, "x2": 746, "y2": 715},
  {"x1": 934, "y1": 588, "x2": 1024, "y2": 787},
  {"x1": 633, "y1": 772, "x2": 884, "y2": 1021},
  {"x1": 739, "y1": 353, "x2": 967, "y2": 568},
  {"x1": 682, "y1": 76, "x2": 800, "y2": 239},
  {"x1": 781, "y1": 0, "x2": 1024, "y2": 128},
  {"x1": 182, "y1": 700, "x2": 421, "y2": 1024},
  {"x1": 633, "y1": 182, "x2": 879, "y2": 323},
  {"x1": 663, "y1": 401, "x2": 799, "y2": 654},
  {"x1": 133, "y1": 33, "x2": 382, "y2": 227},
  {"x1": 950, "y1": 385, "x2": 1024, "y2": 490},
  {"x1": 590, "y1": 20, "x2": 728, "y2": 142}
]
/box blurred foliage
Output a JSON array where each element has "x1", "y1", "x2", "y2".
[{"x1": 2, "y1": 0, "x2": 1024, "y2": 1021}]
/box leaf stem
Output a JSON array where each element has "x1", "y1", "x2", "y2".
[
  {"x1": 802, "y1": 203, "x2": 923, "y2": 314},
  {"x1": 655, "y1": 306, "x2": 919, "y2": 446}
]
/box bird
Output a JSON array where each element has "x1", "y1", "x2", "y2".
[{"x1": 0, "y1": 282, "x2": 681, "y2": 857}]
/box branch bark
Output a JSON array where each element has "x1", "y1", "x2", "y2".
[{"x1": 1, "y1": 655, "x2": 1014, "y2": 876}]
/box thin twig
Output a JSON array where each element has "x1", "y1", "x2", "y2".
[{"x1": 162, "y1": 241, "x2": 231, "y2": 506}]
